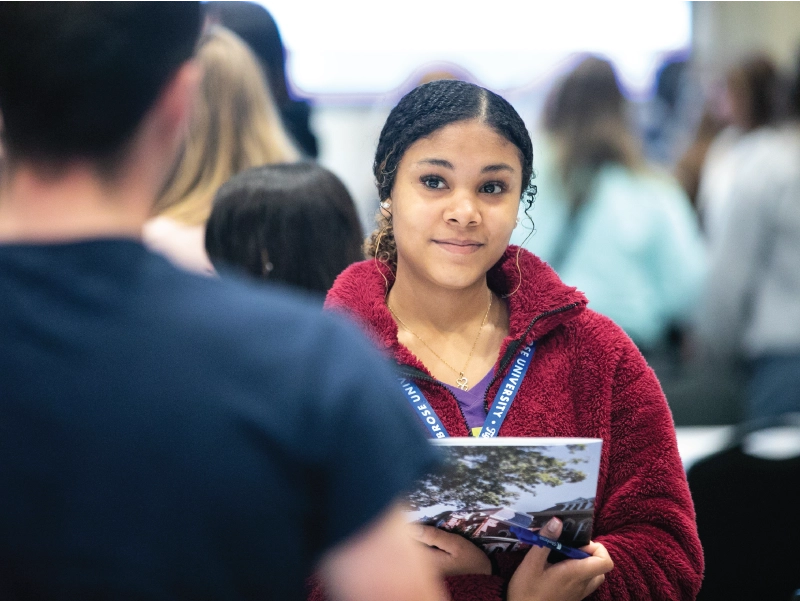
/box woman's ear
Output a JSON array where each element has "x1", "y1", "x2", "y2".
[{"x1": 380, "y1": 199, "x2": 392, "y2": 218}]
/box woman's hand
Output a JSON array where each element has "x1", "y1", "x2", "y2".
[
  {"x1": 411, "y1": 524, "x2": 492, "y2": 577},
  {"x1": 507, "y1": 518, "x2": 614, "y2": 601}
]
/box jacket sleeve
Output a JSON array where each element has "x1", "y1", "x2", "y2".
[
  {"x1": 589, "y1": 340, "x2": 704, "y2": 600},
  {"x1": 442, "y1": 575, "x2": 505, "y2": 601}
]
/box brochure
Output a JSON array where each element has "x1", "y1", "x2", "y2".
[{"x1": 407, "y1": 437, "x2": 602, "y2": 554}]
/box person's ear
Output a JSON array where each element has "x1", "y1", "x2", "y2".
[
  {"x1": 126, "y1": 59, "x2": 201, "y2": 202},
  {"x1": 380, "y1": 199, "x2": 392, "y2": 218},
  {"x1": 156, "y1": 60, "x2": 202, "y2": 146}
]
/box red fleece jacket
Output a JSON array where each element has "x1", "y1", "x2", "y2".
[{"x1": 320, "y1": 246, "x2": 703, "y2": 601}]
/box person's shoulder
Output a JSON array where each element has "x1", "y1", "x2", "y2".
[
  {"x1": 563, "y1": 309, "x2": 657, "y2": 388},
  {"x1": 616, "y1": 164, "x2": 696, "y2": 221},
  {"x1": 145, "y1": 257, "x2": 365, "y2": 359},
  {"x1": 563, "y1": 307, "x2": 640, "y2": 356},
  {"x1": 745, "y1": 125, "x2": 800, "y2": 170},
  {"x1": 325, "y1": 259, "x2": 386, "y2": 313},
  {"x1": 142, "y1": 217, "x2": 213, "y2": 274},
  {"x1": 594, "y1": 164, "x2": 661, "y2": 201}
]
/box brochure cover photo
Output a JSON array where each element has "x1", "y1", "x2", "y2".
[{"x1": 407, "y1": 437, "x2": 602, "y2": 554}]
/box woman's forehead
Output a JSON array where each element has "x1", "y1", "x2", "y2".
[{"x1": 401, "y1": 120, "x2": 522, "y2": 170}]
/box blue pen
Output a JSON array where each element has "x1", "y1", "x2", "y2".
[{"x1": 509, "y1": 525, "x2": 591, "y2": 560}]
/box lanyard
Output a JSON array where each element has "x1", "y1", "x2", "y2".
[{"x1": 398, "y1": 343, "x2": 536, "y2": 439}]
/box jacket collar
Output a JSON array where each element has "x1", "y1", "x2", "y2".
[{"x1": 325, "y1": 246, "x2": 587, "y2": 372}]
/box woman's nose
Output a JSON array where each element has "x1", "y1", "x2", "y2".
[{"x1": 443, "y1": 192, "x2": 480, "y2": 226}]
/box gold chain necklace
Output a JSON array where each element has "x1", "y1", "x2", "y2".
[{"x1": 388, "y1": 290, "x2": 493, "y2": 391}]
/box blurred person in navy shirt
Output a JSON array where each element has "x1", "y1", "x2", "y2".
[{"x1": 0, "y1": 4, "x2": 442, "y2": 600}]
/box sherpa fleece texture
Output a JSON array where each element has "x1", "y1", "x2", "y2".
[{"x1": 317, "y1": 246, "x2": 703, "y2": 601}]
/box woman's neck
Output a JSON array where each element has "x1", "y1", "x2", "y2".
[
  {"x1": 386, "y1": 264, "x2": 510, "y2": 388},
  {"x1": 387, "y1": 268, "x2": 490, "y2": 334}
]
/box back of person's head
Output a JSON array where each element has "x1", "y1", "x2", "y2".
[
  {"x1": 0, "y1": 3, "x2": 200, "y2": 173},
  {"x1": 542, "y1": 55, "x2": 641, "y2": 207},
  {"x1": 204, "y1": 2, "x2": 320, "y2": 159},
  {"x1": 154, "y1": 26, "x2": 299, "y2": 226},
  {"x1": 655, "y1": 58, "x2": 688, "y2": 115},
  {"x1": 205, "y1": 163, "x2": 364, "y2": 294},
  {"x1": 725, "y1": 54, "x2": 780, "y2": 131},
  {"x1": 204, "y1": 1, "x2": 290, "y2": 108}
]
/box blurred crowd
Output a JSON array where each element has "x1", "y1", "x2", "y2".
[
  {"x1": 1, "y1": 2, "x2": 798, "y2": 429},
  {"x1": 4, "y1": 2, "x2": 795, "y2": 429},
  {"x1": 2, "y1": 2, "x2": 800, "y2": 600}
]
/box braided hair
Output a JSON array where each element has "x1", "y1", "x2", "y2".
[{"x1": 366, "y1": 80, "x2": 535, "y2": 270}]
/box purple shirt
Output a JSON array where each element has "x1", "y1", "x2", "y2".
[{"x1": 442, "y1": 368, "x2": 495, "y2": 436}]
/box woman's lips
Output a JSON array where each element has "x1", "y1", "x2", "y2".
[{"x1": 433, "y1": 239, "x2": 484, "y2": 254}]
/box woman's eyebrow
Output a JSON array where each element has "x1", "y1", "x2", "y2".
[
  {"x1": 417, "y1": 158, "x2": 454, "y2": 169},
  {"x1": 481, "y1": 163, "x2": 515, "y2": 173},
  {"x1": 415, "y1": 159, "x2": 515, "y2": 174}
]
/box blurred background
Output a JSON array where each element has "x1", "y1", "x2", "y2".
[
  {"x1": 2, "y1": 3, "x2": 799, "y2": 596},
  {"x1": 262, "y1": 1, "x2": 800, "y2": 228}
]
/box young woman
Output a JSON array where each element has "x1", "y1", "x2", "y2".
[{"x1": 324, "y1": 80, "x2": 703, "y2": 601}]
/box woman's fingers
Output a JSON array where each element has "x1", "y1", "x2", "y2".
[
  {"x1": 583, "y1": 573, "x2": 606, "y2": 597},
  {"x1": 508, "y1": 536, "x2": 614, "y2": 601},
  {"x1": 410, "y1": 524, "x2": 491, "y2": 576},
  {"x1": 411, "y1": 524, "x2": 449, "y2": 549}
]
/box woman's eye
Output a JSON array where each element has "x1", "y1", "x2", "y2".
[
  {"x1": 481, "y1": 182, "x2": 505, "y2": 194},
  {"x1": 421, "y1": 176, "x2": 446, "y2": 190}
]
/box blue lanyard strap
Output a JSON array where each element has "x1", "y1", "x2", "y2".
[
  {"x1": 478, "y1": 342, "x2": 535, "y2": 437},
  {"x1": 398, "y1": 342, "x2": 536, "y2": 439},
  {"x1": 399, "y1": 378, "x2": 449, "y2": 439}
]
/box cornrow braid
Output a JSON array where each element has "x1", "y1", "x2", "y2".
[{"x1": 366, "y1": 80, "x2": 536, "y2": 269}]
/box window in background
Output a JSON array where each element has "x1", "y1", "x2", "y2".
[{"x1": 261, "y1": 0, "x2": 691, "y2": 101}]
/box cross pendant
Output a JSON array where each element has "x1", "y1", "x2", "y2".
[{"x1": 456, "y1": 374, "x2": 469, "y2": 391}]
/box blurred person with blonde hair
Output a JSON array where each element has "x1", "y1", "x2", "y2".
[{"x1": 144, "y1": 26, "x2": 299, "y2": 273}]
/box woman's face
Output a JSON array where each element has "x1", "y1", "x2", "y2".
[{"x1": 388, "y1": 119, "x2": 523, "y2": 292}]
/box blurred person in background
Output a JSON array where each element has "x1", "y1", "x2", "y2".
[
  {"x1": 696, "y1": 54, "x2": 782, "y2": 242},
  {"x1": 697, "y1": 53, "x2": 800, "y2": 423},
  {"x1": 204, "y1": 0, "x2": 319, "y2": 158},
  {"x1": 0, "y1": 4, "x2": 444, "y2": 601},
  {"x1": 323, "y1": 78, "x2": 702, "y2": 601},
  {"x1": 511, "y1": 56, "x2": 706, "y2": 356},
  {"x1": 144, "y1": 26, "x2": 299, "y2": 274},
  {"x1": 205, "y1": 162, "x2": 364, "y2": 297},
  {"x1": 643, "y1": 55, "x2": 696, "y2": 168},
  {"x1": 674, "y1": 104, "x2": 725, "y2": 210}
]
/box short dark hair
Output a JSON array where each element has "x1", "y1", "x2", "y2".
[
  {"x1": 205, "y1": 163, "x2": 364, "y2": 295},
  {"x1": 367, "y1": 79, "x2": 534, "y2": 269},
  {"x1": 0, "y1": 2, "x2": 201, "y2": 168}
]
